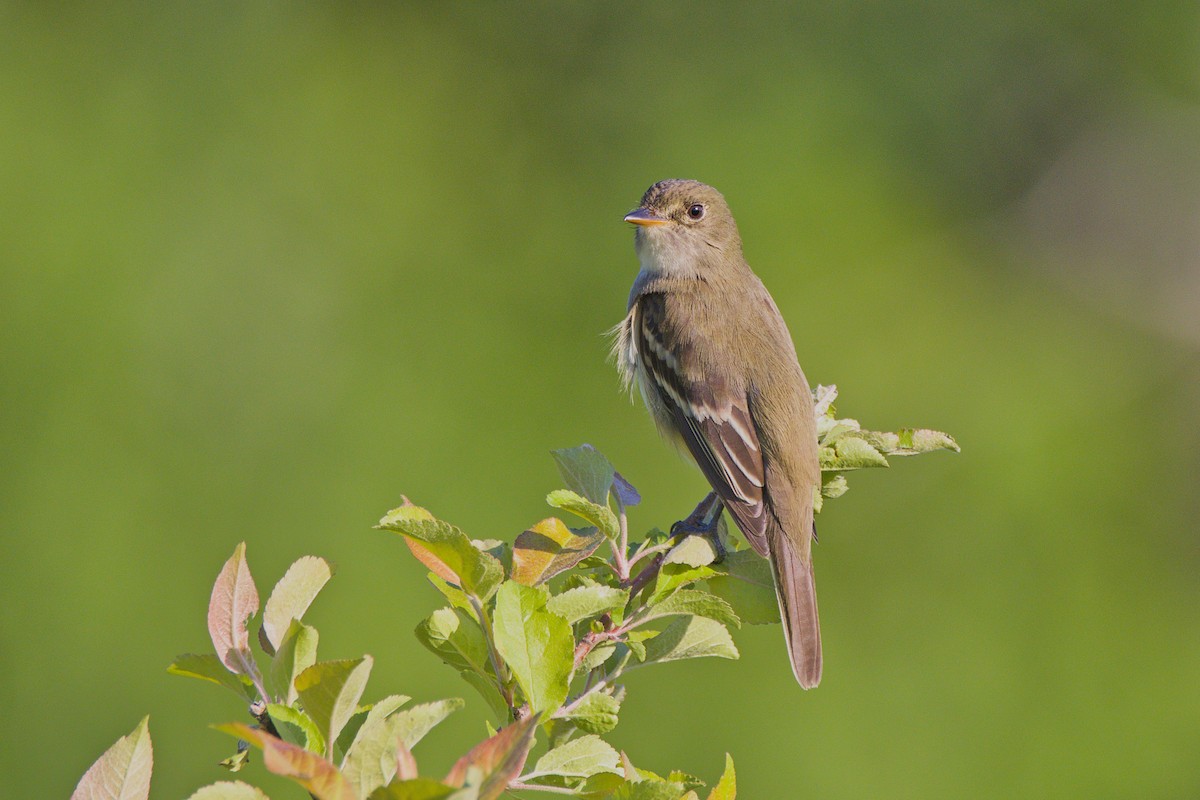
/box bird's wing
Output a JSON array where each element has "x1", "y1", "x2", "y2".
[{"x1": 635, "y1": 293, "x2": 770, "y2": 556}]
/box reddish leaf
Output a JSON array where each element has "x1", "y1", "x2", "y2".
[
  {"x1": 216, "y1": 723, "x2": 354, "y2": 800},
  {"x1": 208, "y1": 543, "x2": 261, "y2": 683},
  {"x1": 71, "y1": 716, "x2": 153, "y2": 800},
  {"x1": 511, "y1": 518, "x2": 603, "y2": 586},
  {"x1": 443, "y1": 714, "x2": 539, "y2": 800},
  {"x1": 403, "y1": 538, "x2": 459, "y2": 584},
  {"x1": 395, "y1": 739, "x2": 418, "y2": 781}
]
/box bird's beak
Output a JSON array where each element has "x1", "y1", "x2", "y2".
[{"x1": 624, "y1": 207, "x2": 668, "y2": 227}]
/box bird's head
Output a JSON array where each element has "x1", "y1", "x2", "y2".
[{"x1": 624, "y1": 179, "x2": 744, "y2": 276}]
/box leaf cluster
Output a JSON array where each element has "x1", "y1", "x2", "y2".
[{"x1": 71, "y1": 394, "x2": 956, "y2": 800}]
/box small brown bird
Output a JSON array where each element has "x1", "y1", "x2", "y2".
[{"x1": 615, "y1": 179, "x2": 823, "y2": 688}]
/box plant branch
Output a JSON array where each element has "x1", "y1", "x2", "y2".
[
  {"x1": 611, "y1": 495, "x2": 630, "y2": 581},
  {"x1": 624, "y1": 552, "x2": 664, "y2": 596},
  {"x1": 469, "y1": 593, "x2": 515, "y2": 716},
  {"x1": 626, "y1": 540, "x2": 673, "y2": 569}
]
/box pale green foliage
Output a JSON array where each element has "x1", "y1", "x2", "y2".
[
  {"x1": 296, "y1": 656, "x2": 374, "y2": 758},
  {"x1": 70, "y1": 716, "x2": 153, "y2": 800},
  {"x1": 493, "y1": 582, "x2": 575, "y2": 715},
  {"x1": 551, "y1": 445, "x2": 618, "y2": 505},
  {"x1": 546, "y1": 490, "x2": 621, "y2": 541},
  {"x1": 186, "y1": 782, "x2": 271, "y2": 800},
  {"x1": 261, "y1": 556, "x2": 334, "y2": 655},
  {"x1": 812, "y1": 384, "x2": 957, "y2": 511},
  {"x1": 83, "y1": 392, "x2": 954, "y2": 798}
]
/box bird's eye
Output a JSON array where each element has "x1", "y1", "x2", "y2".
[{"x1": 687, "y1": 203, "x2": 705, "y2": 220}]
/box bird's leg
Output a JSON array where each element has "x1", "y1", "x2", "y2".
[{"x1": 669, "y1": 491, "x2": 727, "y2": 563}]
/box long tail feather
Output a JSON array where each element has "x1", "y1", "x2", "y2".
[{"x1": 769, "y1": 529, "x2": 822, "y2": 688}]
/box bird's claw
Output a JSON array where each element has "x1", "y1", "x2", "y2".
[{"x1": 669, "y1": 492, "x2": 727, "y2": 563}]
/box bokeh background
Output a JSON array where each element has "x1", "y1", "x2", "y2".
[{"x1": 4, "y1": 4, "x2": 1198, "y2": 797}]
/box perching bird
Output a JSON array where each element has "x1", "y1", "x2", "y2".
[{"x1": 615, "y1": 179, "x2": 823, "y2": 688}]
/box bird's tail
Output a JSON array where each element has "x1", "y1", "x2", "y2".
[{"x1": 769, "y1": 528, "x2": 822, "y2": 688}]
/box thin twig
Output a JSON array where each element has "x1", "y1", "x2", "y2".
[
  {"x1": 611, "y1": 494, "x2": 630, "y2": 581},
  {"x1": 469, "y1": 594, "x2": 515, "y2": 716},
  {"x1": 626, "y1": 540, "x2": 673, "y2": 569},
  {"x1": 553, "y1": 676, "x2": 612, "y2": 719},
  {"x1": 625, "y1": 552, "x2": 664, "y2": 595}
]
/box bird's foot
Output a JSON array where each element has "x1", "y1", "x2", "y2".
[{"x1": 669, "y1": 492, "x2": 727, "y2": 563}]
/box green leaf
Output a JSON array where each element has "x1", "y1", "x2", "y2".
[
  {"x1": 459, "y1": 671, "x2": 510, "y2": 722},
  {"x1": 267, "y1": 703, "x2": 325, "y2": 752},
  {"x1": 340, "y1": 694, "x2": 428, "y2": 797},
  {"x1": 168, "y1": 653, "x2": 256, "y2": 700},
  {"x1": 336, "y1": 694, "x2": 411, "y2": 759},
  {"x1": 261, "y1": 556, "x2": 334, "y2": 655},
  {"x1": 662, "y1": 535, "x2": 720, "y2": 569},
  {"x1": 214, "y1": 723, "x2": 354, "y2": 800},
  {"x1": 580, "y1": 642, "x2": 616, "y2": 673},
  {"x1": 472, "y1": 539, "x2": 512, "y2": 576},
  {"x1": 650, "y1": 562, "x2": 718, "y2": 604},
  {"x1": 821, "y1": 473, "x2": 849, "y2": 498},
  {"x1": 545, "y1": 490, "x2": 620, "y2": 541},
  {"x1": 268, "y1": 620, "x2": 319, "y2": 705},
  {"x1": 668, "y1": 771, "x2": 704, "y2": 791},
  {"x1": 416, "y1": 607, "x2": 492, "y2": 675},
  {"x1": 623, "y1": 631, "x2": 656, "y2": 662},
  {"x1": 378, "y1": 505, "x2": 503, "y2": 600},
  {"x1": 295, "y1": 657, "x2": 374, "y2": 759},
  {"x1": 860, "y1": 427, "x2": 961, "y2": 455},
  {"x1": 632, "y1": 589, "x2": 740, "y2": 631},
  {"x1": 613, "y1": 780, "x2": 689, "y2": 800},
  {"x1": 390, "y1": 698, "x2": 466, "y2": 749},
  {"x1": 185, "y1": 782, "x2": 270, "y2": 800},
  {"x1": 219, "y1": 748, "x2": 250, "y2": 773},
  {"x1": 492, "y1": 581, "x2": 573, "y2": 715},
  {"x1": 559, "y1": 691, "x2": 621, "y2": 735},
  {"x1": 70, "y1": 716, "x2": 153, "y2": 800},
  {"x1": 427, "y1": 573, "x2": 473, "y2": 613},
  {"x1": 576, "y1": 772, "x2": 628, "y2": 798},
  {"x1": 207, "y1": 542, "x2": 262, "y2": 684},
  {"x1": 641, "y1": 616, "x2": 738, "y2": 664},
  {"x1": 820, "y1": 435, "x2": 889, "y2": 470},
  {"x1": 368, "y1": 779, "x2": 458, "y2": 800},
  {"x1": 706, "y1": 551, "x2": 779, "y2": 625},
  {"x1": 511, "y1": 518, "x2": 605, "y2": 586},
  {"x1": 546, "y1": 584, "x2": 629, "y2": 625},
  {"x1": 551, "y1": 444, "x2": 616, "y2": 505},
  {"x1": 706, "y1": 754, "x2": 736, "y2": 800},
  {"x1": 526, "y1": 734, "x2": 620, "y2": 781},
  {"x1": 444, "y1": 715, "x2": 539, "y2": 800}
]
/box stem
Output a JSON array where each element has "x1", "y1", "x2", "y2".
[
  {"x1": 611, "y1": 495, "x2": 630, "y2": 581},
  {"x1": 572, "y1": 613, "x2": 622, "y2": 670},
  {"x1": 554, "y1": 676, "x2": 611, "y2": 719},
  {"x1": 627, "y1": 540, "x2": 673, "y2": 569},
  {"x1": 469, "y1": 594, "x2": 515, "y2": 715},
  {"x1": 619, "y1": 499, "x2": 629, "y2": 567},
  {"x1": 625, "y1": 552, "x2": 664, "y2": 595}
]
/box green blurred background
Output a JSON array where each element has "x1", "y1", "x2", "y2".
[{"x1": 4, "y1": 3, "x2": 1198, "y2": 797}]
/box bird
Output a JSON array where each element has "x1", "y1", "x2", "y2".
[{"x1": 614, "y1": 179, "x2": 823, "y2": 688}]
